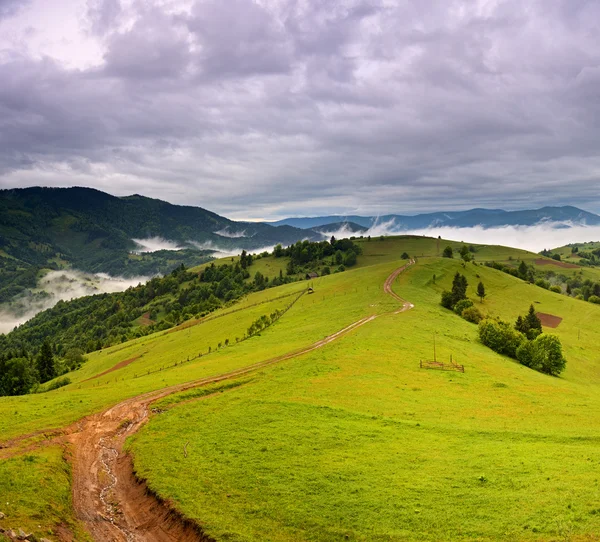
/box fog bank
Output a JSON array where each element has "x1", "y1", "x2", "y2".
[
  {"x1": 132, "y1": 237, "x2": 185, "y2": 253},
  {"x1": 321, "y1": 221, "x2": 600, "y2": 253},
  {"x1": 0, "y1": 270, "x2": 149, "y2": 335}
]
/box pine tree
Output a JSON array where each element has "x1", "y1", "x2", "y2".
[
  {"x1": 518, "y1": 260, "x2": 528, "y2": 280},
  {"x1": 451, "y1": 272, "x2": 468, "y2": 304},
  {"x1": 515, "y1": 315, "x2": 527, "y2": 334},
  {"x1": 36, "y1": 340, "x2": 55, "y2": 383},
  {"x1": 525, "y1": 304, "x2": 542, "y2": 333},
  {"x1": 477, "y1": 281, "x2": 486, "y2": 302}
]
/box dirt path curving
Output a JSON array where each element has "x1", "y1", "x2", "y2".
[
  {"x1": 8, "y1": 262, "x2": 416, "y2": 541},
  {"x1": 384, "y1": 259, "x2": 416, "y2": 313},
  {"x1": 67, "y1": 311, "x2": 391, "y2": 541}
]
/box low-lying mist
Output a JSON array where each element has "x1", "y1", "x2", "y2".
[
  {"x1": 0, "y1": 270, "x2": 149, "y2": 335},
  {"x1": 189, "y1": 240, "x2": 276, "y2": 257},
  {"x1": 214, "y1": 228, "x2": 250, "y2": 238},
  {"x1": 320, "y1": 221, "x2": 600, "y2": 253},
  {"x1": 132, "y1": 237, "x2": 185, "y2": 253}
]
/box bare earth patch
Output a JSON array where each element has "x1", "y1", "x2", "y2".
[
  {"x1": 534, "y1": 258, "x2": 579, "y2": 269},
  {"x1": 536, "y1": 312, "x2": 563, "y2": 328},
  {"x1": 81, "y1": 355, "x2": 141, "y2": 382}
]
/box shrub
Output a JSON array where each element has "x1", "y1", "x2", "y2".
[
  {"x1": 516, "y1": 340, "x2": 536, "y2": 369},
  {"x1": 479, "y1": 319, "x2": 525, "y2": 358},
  {"x1": 462, "y1": 306, "x2": 483, "y2": 324},
  {"x1": 401, "y1": 252, "x2": 409, "y2": 259},
  {"x1": 321, "y1": 266, "x2": 331, "y2": 275},
  {"x1": 442, "y1": 246, "x2": 453, "y2": 258},
  {"x1": 43, "y1": 376, "x2": 71, "y2": 392},
  {"x1": 441, "y1": 291, "x2": 454, "y2": 310},
  {"x1": 530, "y1": 334, "x2": 567, "y2": 376},
  {"x1": 549, "y1": 285, "x2": 562, "y2": 294},
  {"x1": 589, "y1": 295, "x2": 600, "y2": 304},
  {"x1": 454, "y1": 299, "x2": 474, "y2": 315},
  {"x1": 535, "y1": 278, "x2": 551, "y2": 289}
]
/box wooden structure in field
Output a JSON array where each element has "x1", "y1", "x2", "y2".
[
  {"x1": 420, "y1": 359, "x2": 465, "y2": 372},
  {"x1": 419, "y1": 333, "x2": 465, "y2": 372}
]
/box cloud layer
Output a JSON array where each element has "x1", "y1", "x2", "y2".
[
  {"x1": 0, "y1": 269, "x2": 148, "y2": 334},
  {"x1": 1, "y1": 0, "x2": 600, "y2": 219},
  {"x1": 323, "y1": 221, "x2": 600, "y2": 253}
]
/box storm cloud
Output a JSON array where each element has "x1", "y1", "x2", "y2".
[{"x1": 1, "y1": 0, "x2": 600, "y2": 219}]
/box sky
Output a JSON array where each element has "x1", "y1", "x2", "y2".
[{"x1": 1, "y1": 0, "x2": 600, "y2": 220}]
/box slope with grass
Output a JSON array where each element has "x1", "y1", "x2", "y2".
[
  {"x1": 128, "y1": 249, "x2": 600, "y2": 541},
  {"x1": 3, "y1": 236, "x2": 600, "y2": 541}
]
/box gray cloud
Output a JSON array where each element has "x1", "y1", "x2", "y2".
[
  {"x1": 0, "y1": 0, "x2": 29, "y2": 19},
  {"x1": 1, "y1": 0, "x2": 600, "y2": 219}
]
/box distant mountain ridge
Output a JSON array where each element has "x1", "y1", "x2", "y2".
[
  {"x1": 0, "y1": 186, "x2": 320, "y2": 303},
  {"x1": 271, "y1": 206, "x2": 600, "y2": 230}
]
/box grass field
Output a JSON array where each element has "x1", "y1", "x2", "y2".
[
  {"x1": 129, "y1": 247, "x2": 600, "y2": 541},
  {"x1": 4, "y1": 235, "x2": 600, "y2": 540}
]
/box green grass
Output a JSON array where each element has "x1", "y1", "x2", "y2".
[
  {"x1": 6, "y1": 235, "x2": 600, "y2": 541},
  {"x1": 128, "y1": 255, "x2": 600, "y2": 541},
  {"x1": 0, "y1": 447, "x2": 90, "y2": 540},
  {"x1": 0, "y1": 259, "x2": 399, "y2": 441}
]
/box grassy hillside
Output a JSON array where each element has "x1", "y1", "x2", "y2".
[
  {"x1": 128, "y1": 242, "x2": 600, "y2": 541},
  {"x1": 3, "y1": 235, "x2": 600, "y2": 540}
]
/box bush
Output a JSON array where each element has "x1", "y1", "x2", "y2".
[
  {"x1": 516, "y1": 340, "x2": 536, "y2": 368},
  {"x1": 549, "y1": 285, "x2": 562, "y2": 294},
  {"x1": 589, "y1": 295, "x2": 600, "y2": 304},
  {"x1": 479, "y1": 319, "x2": 525, "y2": 359},
  {"x1": 530, "y1": 334, "x2": 567, "y2": 376},
  {"x1": 322, "y1": 266, "x2": 331, "y2": 276},
  {"x1": 454, "y1": 299, "x2": 474, "y2": 315},
  {"x1": 441, "y1": 291, "x2": 454, "y2": 310},
  {"x1": 535, "y1": 278, "x2": 551, "y2": 290},
  {"x1": 443, "y1": 246, "x2": 453, "y2": 258},
  {"x1": 462, "y1": 306, "x2": 483, "y2": 324},
  {"x1": 42, "y1": 376, "x2": 71, "y2": 392},
  {"x1": 401, "y1": 252, "x2": 409, "y2": 259}
]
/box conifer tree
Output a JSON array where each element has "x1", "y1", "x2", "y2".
[
  {"x1": 477, "y1": 281, "x2": 486, "y2": 302},
  {"x1": 36, "y1": 340, "x2": 55, "y2": 383}
]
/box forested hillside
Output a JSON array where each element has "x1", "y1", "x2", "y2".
[{"x1": 0, "y1": 187, "x2": 318, "y2": 302}]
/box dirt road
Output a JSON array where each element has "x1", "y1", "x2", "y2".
[{"x1": 10, "y1": 261, "x2": 415, "y2": 541}]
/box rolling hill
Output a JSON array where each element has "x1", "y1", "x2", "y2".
[{"x1": 3, "y1": 235, "x2": 600, "y2": 541}]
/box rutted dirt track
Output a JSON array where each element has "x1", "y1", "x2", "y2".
[{"x1": 28, "y1": 262, "x2": 415, "y2": 542}]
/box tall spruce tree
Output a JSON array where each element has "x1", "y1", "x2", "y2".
[
  {"x1": 36, "y1": 340, "x2": 55, "y2": 383},
  {"x1": 477, "y1": 281, "x2": 486, "y2": 302}
]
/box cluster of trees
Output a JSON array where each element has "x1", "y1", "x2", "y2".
[
  {"x1": 440, "y1": 272, "x2": 486, "y2": 324},
  {"x1": 273, "y1": 237, "x2": 362, "y2": 275},
  {"x1": 479, "y1": 306, "x2": 566, "y2": 376},
  {"x1": 484, "y1": 260, "x2": 536, "y2": 283},
  {"x1": 442, "y1": 245, "x2": 477, "y2": 261},
  {"x1": 247, "y1": 310, "x2": 283, "y2": 337},
  {"x1": 0, "y1": 340, "x2": 82, "y2": 396},
  {"x1": 486, "y1": 255, "x2": 600, "y2": 305},
  {"x1": 541, "y1": 245, "x2": 600, "y2": 267}
]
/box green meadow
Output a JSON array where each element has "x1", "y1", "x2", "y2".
[{"x1": 3, "y1": 236, "x2": 600, "y2": 540}]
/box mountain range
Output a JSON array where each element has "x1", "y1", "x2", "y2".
[
  {"x1": 1, "y1": 186, "x2": 599, "y2": 305},
  {"x1": 272, "y1": 206, "x2": 600, "y2": 230}
]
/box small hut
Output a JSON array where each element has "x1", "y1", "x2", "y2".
[{"x1": 305, "y1": 272, "x2": 319, "y2": 280}]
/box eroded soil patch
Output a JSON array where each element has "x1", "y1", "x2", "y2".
[{"x1": 536, "y1": 312, "x2": 563, "y2": 328}]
